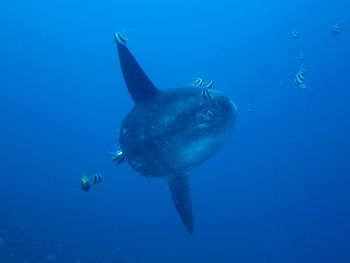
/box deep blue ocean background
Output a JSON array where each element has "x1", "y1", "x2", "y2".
[{"x1": 1, "y1": 0, "x2": 349, "y2": 262}]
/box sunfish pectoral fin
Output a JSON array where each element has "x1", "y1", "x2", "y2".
[
  {"x1": 114, "y1": 32, "x2": 160, "y2": 103},
  {"x1": 167, "y1": 174, "x2": 194, "y2": 233}
]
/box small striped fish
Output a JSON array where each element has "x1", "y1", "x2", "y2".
[
  {"x1": 202, "y1": 80, "x2": 215, "y2": 89},
  {"x1": 292, "y1": 29, "x2": 299, "y2": 39},
  {"x1": 298, "y1": 51, "x2": 304, "y2": 61},
  {"x1": 191, "y1": 78, "x2": 215, "y2": 89},
  {"x1": 81, "y1": 173, "x2": 103, "y2": 191},
  {"x1": 112, "y1": 149, "x2": 125, "y2": 165},
  {"x1": 331, "y1": 23, "x2": 344, "y2": 36},
  {"x1": 295, "y1": 67, "x2": 307, "y2": 88},
  {"x1": 192, "y1": 78, "x2": 204, "y2": 87},
  {"x1": 201, "y1": 89, "x2": 215, "y2": 100},
  {"x1": 90, "y1": 173, "x2": 103, "y2": 184},
  {"x1": 114, "y1": 32, "x2": 128, "y2": 45}
]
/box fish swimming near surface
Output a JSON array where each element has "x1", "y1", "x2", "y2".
[{"x1": 113, "y1": 32, "x2": 237, "y2": 233}]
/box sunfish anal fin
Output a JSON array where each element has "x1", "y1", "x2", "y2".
[
  {"x1": 167, "y1": 175, "x2": 194, "y2": 233},
  {"x1": 115, "y1": 33, "x2": 160, "y2": 103}
]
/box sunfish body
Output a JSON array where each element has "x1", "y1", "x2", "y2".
[{"x1": 114, "y1": 33, "x2": 237, "y2": 233}]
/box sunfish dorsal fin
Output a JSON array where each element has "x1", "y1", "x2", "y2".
[
  {"x1": 167, "y1": 175, "x2": 194, "y2": 233},
  {"x1": 114, "y1": 33, "x2": 160, "y2": 103}
]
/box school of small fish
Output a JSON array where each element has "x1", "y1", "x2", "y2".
[
  {"x1": 191, "y1": 78, "x2": 215, "y2": 89},
  {"x1": 291, "y1": 17, "x2": 346, "y2": 90}
]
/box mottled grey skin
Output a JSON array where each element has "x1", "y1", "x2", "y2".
[{"x1": 120, "y1": 87, "x2": 236, "y2": 178}]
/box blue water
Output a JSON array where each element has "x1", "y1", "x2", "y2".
[{"x1": 1, "y1": 0, "x2": 349, "y2": 262}]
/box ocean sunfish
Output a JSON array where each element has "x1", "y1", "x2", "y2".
[{"x1": 113, "y1": 32, "x2": 237, "y2": 233}]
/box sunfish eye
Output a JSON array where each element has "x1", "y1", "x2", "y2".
[{"x1": 204, "y1": 110, "x2": 215, "y2": 118}]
